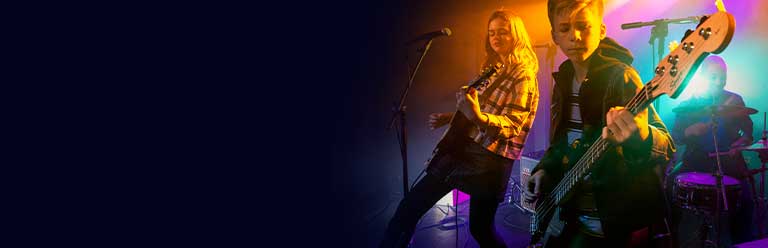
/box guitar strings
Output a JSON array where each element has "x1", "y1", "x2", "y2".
[
  {"x1": 532, "y1": 85, "x2": 651, "y2": 227},
  {"x1": 536, "y1": 81, "x2": 653, "y2": 223},
  {"x1": 534, "y1": 77, "x2": 678, "y2": 227},
  {"x1": 533, "y1": 23, "x2": 715, "y2": 233},
  {"x1": 534, "y1": 87, "x2": 648, "y2": 221}
]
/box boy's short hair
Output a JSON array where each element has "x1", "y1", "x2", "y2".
[{"x1": 547, "y1": 0, "x2": 604, "y2": 29}]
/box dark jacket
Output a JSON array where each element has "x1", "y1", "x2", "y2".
[{"x1": 532, "y1": 38, "x2": 676, "y2": 235}]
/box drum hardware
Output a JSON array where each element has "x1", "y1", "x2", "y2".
[
  {"x1": 708, "y1": 149, "x2": 741, "y2": 158},
  {"x1": 700, "y1": 111, "x2": 768, "y2": 239},
  {"x1": 671, "y1": 104, "x2": 758, "y2": 117},
  {"x1": 738, "y1": 112, "x2": 768, "y2": 238},
  {"x1": 674, "y1": 172, "x2": 742, "y2": 213},
  {"x1": 705, "y1": 100, "x2": 730, "y2": 247},
  {"x1": 674, "y1": 172, "x2": 741, "y2": 247},
  {"x1": 671, "y1": 103, "x2": 768, "y2": 243},
  {"x1": 671, "y1": 102, "x2": 765, "y2": 245}
]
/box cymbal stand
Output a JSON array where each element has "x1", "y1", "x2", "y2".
[
  {"x1": 707, "y1": 106, "x2": 729, "y2": 247},
  {"x1": 754, "y1": 113, "x2": 768, "y2": 237}
]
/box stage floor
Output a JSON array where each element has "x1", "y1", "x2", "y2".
[
  {"x1": 408, "y1": 200, "x2": 531, "y2": 248},
  {"x1": 402, "y1": 199, "x2": 768, "y2": 248}
]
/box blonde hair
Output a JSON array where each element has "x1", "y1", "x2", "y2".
[
  {"x1": 547, "y1": 0, "x2": 604, "y2": 29},
  {"x1": 484, "y1": 10, "x2": 539, "y2": 76}
]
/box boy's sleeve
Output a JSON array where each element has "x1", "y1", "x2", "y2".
[{"x1": 619, "y1": 68, "x2": 676, "y2": 166}]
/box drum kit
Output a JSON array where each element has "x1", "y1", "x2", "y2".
[{"x1": 670, "y1": 104, "x2": 768, "y2": 246}]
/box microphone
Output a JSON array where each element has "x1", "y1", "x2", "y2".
[{"x1": 406, "y1": 28, "x2": 452, "y2": 44}]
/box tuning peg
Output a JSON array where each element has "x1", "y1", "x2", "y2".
[
  {"x1": 696, "y1": 15, "x2": 710, "y2": 28},
  {"x1": 682, "y1": 42, "x2": 694, "y2": 53},
  {"x1": 667, "y1": 55, "x2": 679, "y2": 65},
  {"x1": 682, "y1": 29, "x2": 694, "y2": 40},
  {"x1": 698, "y1": 27, "x2": 712, "y2": 39}
]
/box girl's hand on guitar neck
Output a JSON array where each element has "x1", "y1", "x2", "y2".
[{"x1": 427, "y1": 112, "x2": 453, "y2": 130}]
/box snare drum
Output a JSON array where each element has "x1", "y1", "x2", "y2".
[{"x1": 674, "y1": 172, "x2": 742, "y2": 212}]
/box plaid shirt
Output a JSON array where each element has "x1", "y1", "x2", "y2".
[{"x1": 470, "y1": 65, "x2": 539, "y2": 160}]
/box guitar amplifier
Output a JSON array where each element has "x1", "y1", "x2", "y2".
[{"x1": 519, "y1": 155, "x2": 540, "y2": 213}]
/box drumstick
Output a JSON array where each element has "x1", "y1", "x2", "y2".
[{"x1": 708, "y1": 149, "x2": 737, "y2": 157}]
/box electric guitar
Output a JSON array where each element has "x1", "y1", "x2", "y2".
[
  {"x1": 435, "y1": 63, "x2": 503, "y2": 149},
  {"x1": 529, "y1": 11, "x2": 736, "y2": 247}
]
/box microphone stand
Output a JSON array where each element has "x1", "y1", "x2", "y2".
[
  {"x1": 621, "y1": 16, "x2": 702, "y2": 113},
  {"x1": 387, "y1": 38, "x2": 435, "y2": 199}
]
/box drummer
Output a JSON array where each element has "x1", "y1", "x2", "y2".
[{"x1": 670, "y1": 55, "x2": 755, "y2": 244}]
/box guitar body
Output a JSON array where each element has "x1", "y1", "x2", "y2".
[
  {"x1": 529, "y1": 142, "x2": 585, "y2": 246},
  {"x1": 542, "y1": 208, "x2": 565, "y2": 246},
  {"x1": 432, "y1": 63, "x2": 503, "y2": 151},
  {"x1": 530, "y1": 207, "x2": 564, "y2": 247},
  {"x1": 436, "y1": 110, "x2": 473, "y2": 150}
]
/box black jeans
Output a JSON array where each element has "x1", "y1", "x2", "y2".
[{"x1": 379, "y1": 144, "x2": 510, "y2": 248}]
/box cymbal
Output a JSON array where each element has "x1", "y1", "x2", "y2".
[{"x1": 672, "y1": 104, "x2": 758, "y2": 116}]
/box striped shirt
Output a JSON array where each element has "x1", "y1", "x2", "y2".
[
  {"x1": 566, "y1": 77, "x2": 583, "y2": 144},
  {"x1": 568, "y1": 77, "x2": 602, "y2": 237},
  {"x1": 468, "y1": 64, "x2": 539, "y2": 160}
]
